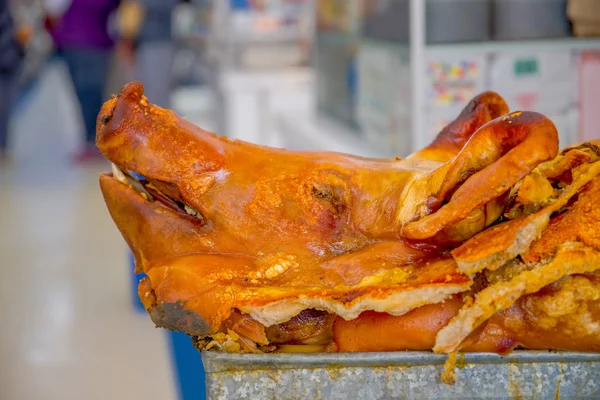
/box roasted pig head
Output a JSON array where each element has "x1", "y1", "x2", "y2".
[{"x1": 98, "y1": 82, "x2": 576, "y2": 350}]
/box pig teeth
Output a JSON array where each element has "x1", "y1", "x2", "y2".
[
  {"x1": 184, "y1": 204, "x2": 200, "y2": 217},
  {"x1": 112, "y1": 163, "x2": 128, "y2": 185},
  {"x1": 184, "y1": 204, "x2": 204, "y2": 222},
  {"x1": 111, "y1": 163, "x2": 154, "y2": 202}
]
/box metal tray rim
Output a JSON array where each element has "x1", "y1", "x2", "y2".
[{"x1": 202, "y1": 350, "x2": 600, "y2": 372}]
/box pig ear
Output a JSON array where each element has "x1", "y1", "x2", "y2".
[
  {"x1": 409, "y1": 91, "x2": 509, "y2": 163},
  {"x1": 403, "y1": 111, "x2": 559, "y2": 241}
]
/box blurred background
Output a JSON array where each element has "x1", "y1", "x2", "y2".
[{"x1": 1, "y1": 0, "x2": 599, "y2": 399}]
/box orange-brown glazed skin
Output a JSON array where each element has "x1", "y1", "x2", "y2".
[
  {"x1": 450, "y1": 213, "x2": 538, "y2": 264},
  {"x1": 97, "y1": 84, "x2": 418, "y2": 262},
  {"x1": 333, "y1": 297, "x2": 464, "y2": 352},
  {"x1": 523, "y1": 177, "x2": 600, "y2": 263},
  {"x1": 463, "y1": 273, "x2": 600, "y2": 353},
  {"x1": 98, "y1": 82, "x2": 574, "y2": 348},
  {"x1": 132, "y1": 247, "x2": 470, "y2": 334},
  {"x1": 334, "y1": 273, "x2": 600, "y2": 353}
]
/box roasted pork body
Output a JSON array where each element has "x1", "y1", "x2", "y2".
[{"x1": 97, "y1": 82, "x2": 600, "y2": 355}]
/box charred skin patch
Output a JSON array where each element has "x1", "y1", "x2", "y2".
[{"x1": 149, "y1": 301, "x2": 212, "y2": 336}]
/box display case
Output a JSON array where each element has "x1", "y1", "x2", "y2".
[
  {"x1": 310, "y1": 0, "x2": 600, "y2": 157},
  {"x1": 207, "y1": 0, "x2": 312, "y2": 70},
  {"x1": 193, "y1": 0, "x2": 315, "y2": 143},
  {"x1": 314, "y1": 0, "x2": 362, "y2": 129}
]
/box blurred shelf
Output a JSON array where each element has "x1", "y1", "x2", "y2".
[
  {"x1": 216, "y1": 67, "x2": 312, "y2": 91},
  {"x1": 319, "y1": 34, "x2": 600, "y2": 56},
  {"x1": 316, "y1": 31, "x2": 361, "y2": 45},
  {"x1": 277, "y1": 110, "x2": 393, "y2": 158},
  {"x1": 426, "y1": 38, "x2": 600, "y2": 56},
  {"x1": 226, "y1": 28, "x2": 303, "y2": 44}
]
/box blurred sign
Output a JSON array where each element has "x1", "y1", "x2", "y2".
[
  {"x1": 579, "y1": 50, "x2": 600, "y2": 141},
  {"x1": 425, "y1": 57, "x2": 487, "y2": 106}
]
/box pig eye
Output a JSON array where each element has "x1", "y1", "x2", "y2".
[{"x1": 311, "y1": 184, "x2": 346, "y2": 214}]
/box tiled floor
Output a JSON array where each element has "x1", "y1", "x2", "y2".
[{"x1": 0, "y1": 63, "x2": 178, "y2": 400}]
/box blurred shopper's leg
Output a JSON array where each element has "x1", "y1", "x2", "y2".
[
  {"x1": 0, "y1": 69, "x2": 20, "y2": 160},
  {"x1": 62, "y1": 47, "x2": 111, "y2": 160},
  {"x1": 137, "y1": 41, "x2": 175, "y2": 108}
]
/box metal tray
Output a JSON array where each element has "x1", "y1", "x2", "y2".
[{"x1": 202, "y1": 351, "x2": 600, "y2": 399}]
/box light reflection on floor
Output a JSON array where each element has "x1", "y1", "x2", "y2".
[{"x1": 0, "y1": 62, "x2": 178, "y2": 400}]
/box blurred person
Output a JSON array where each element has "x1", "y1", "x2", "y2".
[
  {"x1": 0, "y1": 0, "x2": 31, "y2": 163},
  {"x1": 116, "y1": 0, "x2": 179, "y2": 108},
  {"x1": 47, "y1": 0, "x2": 120, "y2": 163}
]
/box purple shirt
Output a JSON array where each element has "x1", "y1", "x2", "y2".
[{"x1": 51, "y1": 0, "x2": 120, "y2": 49}]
